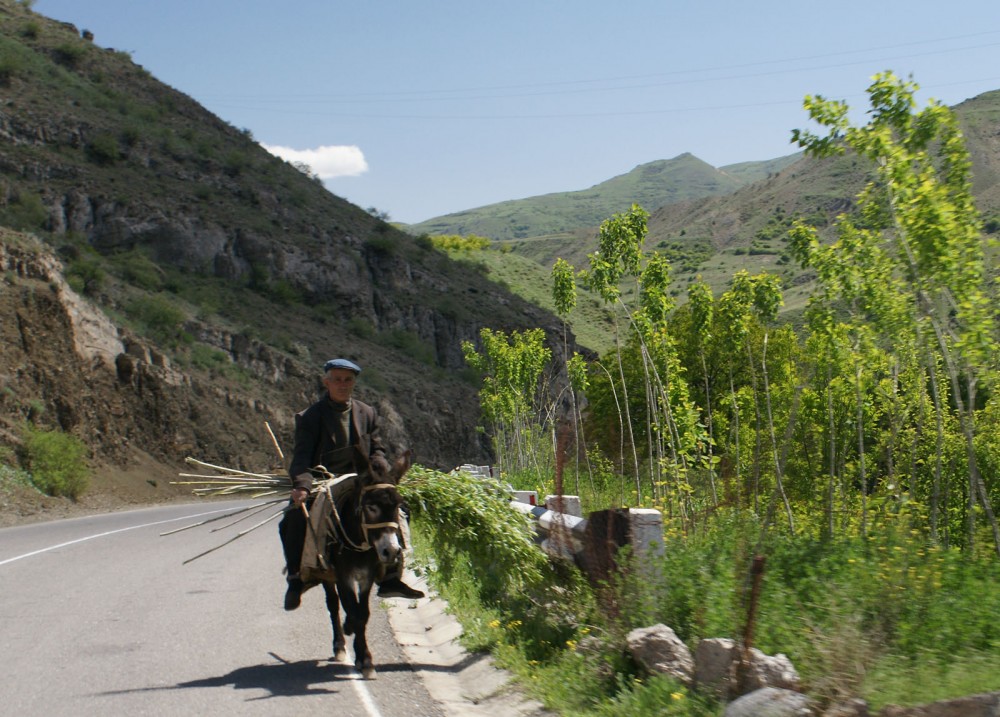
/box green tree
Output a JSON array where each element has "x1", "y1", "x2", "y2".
[
  {"x1": 462, "y1": 328, "x2": 553, "y2": 476},
  {"x1": 580, "y1": 204, "x2": 649, "y2": 492},
  {"x1": 793, "y1": 72, "x2": 999, "y2": 554},
  {"x1": 551, "y1": 258, "x2": 591, "y2": 494}
]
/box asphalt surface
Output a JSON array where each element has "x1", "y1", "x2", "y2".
[{"x1": 0, "y1": 500, "x2": 447, "y2": 717}]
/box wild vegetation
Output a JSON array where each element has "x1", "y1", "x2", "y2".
[{"x1": 439, "y1": 74, "x2": 1000, "y2": 715}]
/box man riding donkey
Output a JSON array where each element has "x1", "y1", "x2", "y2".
[{"x1": 278, "y1": 357, "x2": 424, "y2": 610}]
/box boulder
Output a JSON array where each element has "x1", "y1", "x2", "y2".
[
  {"x1": 725, "y1": 687, "x2": 816, "y2": 717},
  {"x1": 626, "y1": 624, "x2": 694, "y2": 684},
  {"x1": 878, "y1": 691, "x2": 1000, "y2": 717},
  {"x1": 694, "y1": 637, "x2": 800, "y2": 698}
]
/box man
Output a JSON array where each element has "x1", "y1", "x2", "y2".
[{"x1": 278, "y1": 357, "x2": 424, "y2": 610}]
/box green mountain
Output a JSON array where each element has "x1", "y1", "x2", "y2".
[
  {"x1": 424, "y1": 90, "x2": 1000, "y2": 350},
  {"x1": 406, "y1": 152, "x2": 801, "y2": 241}
]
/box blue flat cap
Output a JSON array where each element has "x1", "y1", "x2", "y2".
[{"x1": 324, "y1": 358, "x2": 361, "y2": 374}]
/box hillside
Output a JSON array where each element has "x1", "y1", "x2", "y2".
[
  {"x1": 0, "y1": 2, "x2": 572, "y2": 518},
  {"x1": 641, "y1": 89, "x2": 1000, "y2": 305},
  {"x1": 435, "y1": 90, "x2": 1000, "y2": 330},
  {"x1": 406, "y1": 152, "x2": 801, "y2": 241}
]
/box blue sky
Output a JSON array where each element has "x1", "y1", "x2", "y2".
[{"x1": 33, "y1": 1, "x2": 1000, "y2": 224}]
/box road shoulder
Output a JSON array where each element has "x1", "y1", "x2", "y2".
[{"x1": 384, "y1": 568, "x2": 554, "y2": 716}]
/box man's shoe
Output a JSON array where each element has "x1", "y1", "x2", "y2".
[
  {"x1": 377, "y1": 577, "x2": 424, "y2": 600},
  {"x1": 284, "y1": 576, "x2": 304, "y2": 611}
]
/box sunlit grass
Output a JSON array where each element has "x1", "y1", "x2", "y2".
[{"x1": 409, "y1": 484, "x2": 1000, "y2": 716}]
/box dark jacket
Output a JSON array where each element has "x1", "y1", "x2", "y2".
[{"x1": 288, "y1": 396, "x2": 386, "y2": 491}]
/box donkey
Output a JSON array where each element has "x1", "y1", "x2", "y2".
[{"x1": 311, "y1": 451, "x2": 411, "y2": 679}]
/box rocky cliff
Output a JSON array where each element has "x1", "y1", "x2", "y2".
[{"x1": 0, "y1": 4, "x2": 571, "y2": 514}]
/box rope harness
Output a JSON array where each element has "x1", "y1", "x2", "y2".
[{"x1": 328, "y1": 481, "x2": 400, "y2": 553}]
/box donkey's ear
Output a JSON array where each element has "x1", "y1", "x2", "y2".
[
  {"x1": 369, "y1": 453, "x2": 390, "y2": 477},
  {"x1": 390, "y1": 450, "x2": 413, "y2": 483}
]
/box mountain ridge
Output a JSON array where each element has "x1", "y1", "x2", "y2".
[{"x1": 406, "y1": 151, "x2": 801, "y2": 241}]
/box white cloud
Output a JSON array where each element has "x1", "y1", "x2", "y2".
[{"x1": 261, "y1": 143, "x2": 368, "y2": 179}]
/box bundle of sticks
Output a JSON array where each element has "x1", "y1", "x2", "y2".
[{"x1": 160, "y1": 421, "x2": 342, "y2": 564}]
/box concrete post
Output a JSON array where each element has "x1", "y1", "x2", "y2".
[
  {"x1": 544, "y1": 494, "x2": 582, "y2": 517},
  {"x1": 628, "y1": 508, "x2": 664, "y2": 559}
]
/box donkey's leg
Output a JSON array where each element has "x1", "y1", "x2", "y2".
[
  {"x1": 337, "y1": 574, "x2": 375, "y2": 678},
  {"x1": 322, "y1": 581, "x2": 346, "y2": 662},
  {"x1": 353, "y1": 580, "x2": 375, "y2": 679}
]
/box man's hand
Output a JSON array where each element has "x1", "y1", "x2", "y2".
[{"x1": 291, "y1": 487, "x2": 309, "y2": 505}]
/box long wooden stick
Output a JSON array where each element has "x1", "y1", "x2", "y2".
[
  {"x1": 265, "y1": 421, "x2": 285, "y2": 462},
  {"x1": 182, "y1": 508, "x2": 287, "y2": 564},
  {"x1": 174, "y1": 479, "x2": 280, "y2": 486},
  {"x1": 159, "y1": 498, "x2": 285, "y2": 536},
  {"x1": 175, "y1": 473, "x2": 282, "y2": 481},
  {"x1": 183, "y1": 457, "x2": 278, "y2": 480},
  {"x1": 211, "y1": 499, "x2": 286, "y2": 532}
]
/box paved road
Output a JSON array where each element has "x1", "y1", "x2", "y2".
[{"x1": 0, "y1": 500, "x2": 445, "y2": 717}]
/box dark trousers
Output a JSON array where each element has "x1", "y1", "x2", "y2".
[{"x1": 278, "y1": 502, "x2": 307, "y2": 575}]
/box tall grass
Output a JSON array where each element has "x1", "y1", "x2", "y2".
[{"x1": 409, "y1": 468, "x2": 1000, "y2": 715}]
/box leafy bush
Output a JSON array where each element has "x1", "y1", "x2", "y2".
[
  {"x1": 86, "y1": 133, "x2": 120, "y2": 165},
  {"x1": 52, "y1": 42, "x2": 87, "y2": 68},
  {"x1": 126, "y1": 294, "x2": 187, "y2": 343},
  {"x1": 2, "y1": 191, "x2": 48, "y2": 230},
  {"x1": 188, "y1": 343, "x2": 229, "y2": 371},
  {"x1": 22, "y1": 425, "x2": 90, "y2": 499},
  {"x1": 430, "y1": 233, "x2": 492, "y2": 251},
  {"x1": 377, "y1": 328, "x2": 436, "y2": 365},
  {"x1": 65, "y1": 257, "x2": 105, "y2": 296},
  {"x1": 113, "y1": 250, "x2": 163, "y2": 291},
  {"x1": 266, "y1": 278, "x2": 301, "y2": 305},
  {"x1": 364, "y1": 234, "x2": 397, "y2": 255},
  {"x1": 222, "y1": 150, "x2": 248, "y2": 177},
  {"x1": 347, "y1": 317, "x2": 375, "y2": 339},
  {"x1": 0, "y1": 52, "x2": 22, "y2": 85}
]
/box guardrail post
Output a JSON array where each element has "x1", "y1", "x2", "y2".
[
  {"x1": 512, "y1": 490, "x2": 538, "y2": 506},
  {"x1": 544, "y1": 494, "x2": 582, "y2": 517},
  {"x1": 628, "y1": 508, "x2": 664, "y2": 559}
]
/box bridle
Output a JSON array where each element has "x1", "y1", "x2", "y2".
[{"x1": 330, "y1": 481, "x2": 400, "y2": 553}]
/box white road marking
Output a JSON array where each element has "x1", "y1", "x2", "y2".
[
  {"x1": 347, "y1": 672, "x2": 385, "y2": 717},
  {"x1": 337, "y1": 654, "x2": 384, "y2": 717},
  {"x1": 0, "y1": 506, "x2": 241, "y2": 567}
]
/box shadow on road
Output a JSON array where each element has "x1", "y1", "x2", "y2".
[
  {"x1": 94, "y1": 648, "x2": 492, "y2": 701},
  {"x1": 94, "y1": 652, "x2": 348, "y2": 700}
]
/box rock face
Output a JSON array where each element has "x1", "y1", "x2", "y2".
[{"x1": 0, "y1": 232, "x2": 563, "y2": 505}]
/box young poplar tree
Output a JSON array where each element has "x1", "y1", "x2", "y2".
[
  {"x1": 462, "y1": 328, "x2": 552, "y2": 477},
  {"x1": 792, "y1": 72, "x2": 1000, "y2": 554},
  {"x1": 581, "y1": 204, "x2": 648, "y2": 494},
  {"x1": 551, "y1": 257, "x2": 592, "y2": 494}
]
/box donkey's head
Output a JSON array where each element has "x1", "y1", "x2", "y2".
[{"x1": 354, "y1": 450, "x2": 412, "y2": 565}]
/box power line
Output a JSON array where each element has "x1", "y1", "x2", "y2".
[{"x1": 198, "y1": 31, "x2": 1000, "y2": 105}]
